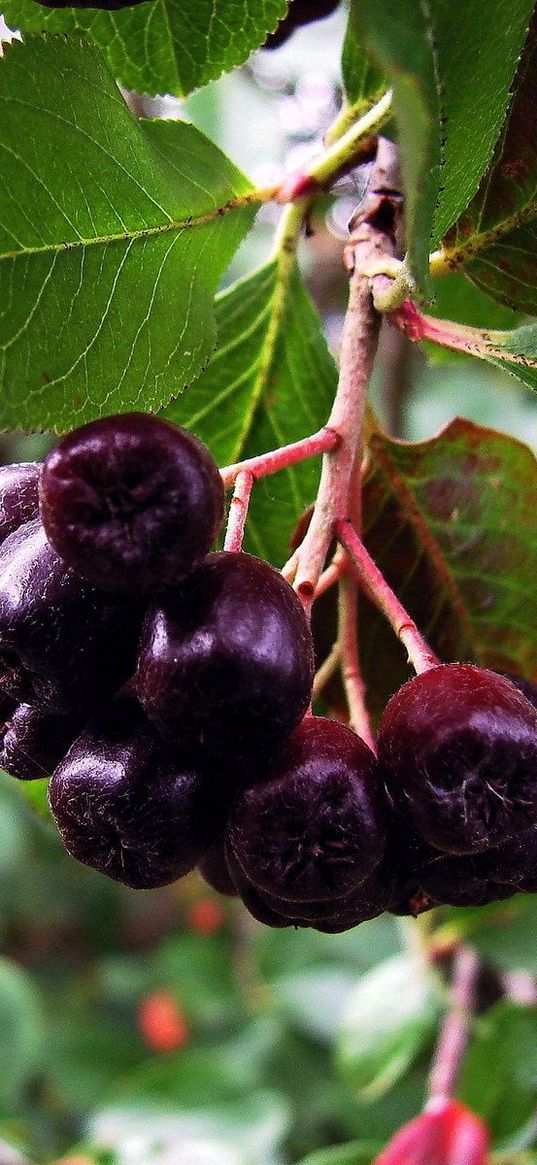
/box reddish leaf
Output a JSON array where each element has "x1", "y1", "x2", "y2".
[{"x1": 311, "y1": 418, "x2": 537, "y2": 722}]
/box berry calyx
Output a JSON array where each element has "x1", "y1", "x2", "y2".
[
  {"x1": 136, "y1": 551, "x2": 315, "y2": 758},
  {"x1": 227, "y1": 716, "x2": 388, "y2": 902},
  {"x1": 378, "y1": 664, "x2": 537, "y2": 854},
  {"x1": 39, "y1": 413, "x2": 224, "y2": 594}
]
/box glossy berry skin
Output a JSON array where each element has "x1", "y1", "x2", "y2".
[
  {"x1": 417, "y1": 826, "x2": 537, "y2": 907},
  {"x1": 136, "y1": 552, "x2": 315, "y2": 758},
  {"x1": 0, "y1": 704, "x2": 81, "y2": 781},
  {"x1": 264, "y1": 0, "x2": 340, "y2": 49},
  {"x1": 0, "y1": 520, "x2": 141, "y2": 713},
  {"x1": 227, "y1": 717, "x2": 388, "y2": 903},
  {"x1": 40, "y1": 413, "x2": 224, "y2": 594},
  {"x1": 198, "y1": 841, "x2": 238, "y2": 897},
  {"x1": 0, "y1": 463, "x2": 40, "y2": 546},
  {"x1": 378, "y1": 664, "x2": 537, "y2": 855},
  {"x1": 48, "y1": 703, "x2": 222, "y2": 889}
]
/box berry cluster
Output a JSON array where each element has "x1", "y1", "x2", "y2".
[{"x1": 1, "y1": 411, "x2": 536, "y2": 933}]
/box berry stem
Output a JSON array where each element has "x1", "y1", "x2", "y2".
[
  {"x1": 336, "y1": 519, "x2": 441, "y2": 674},
  {"x1": 427, "y1": 944, "x2": 480, "y2": 1105},
  {"x1": 223, "y1": 470, "x2": 254, "y2": 552},
  {"x1": 338, "y1": 568, "x2": 376, "y2": 750},
  {"x1": 312, "y1": 641, "x2": 341, "y2": 702},
  {"x1": 220, "y1": 426, "x2": 339, "y2": 489}
]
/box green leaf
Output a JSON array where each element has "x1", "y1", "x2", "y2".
[
  {"x1": 90, "y1": 1093, "x2": 290, "y2": 1165},
  {"x1": 342, "y1": 3, "x2": 384, "y2": 109},
  {"x1": 442, "y1": 13, "x2": 537, "y2": 313},
  {"x1": 0, "y1": 957, "x2": 45, "y2": 1107},
  {"x1": 441, "y1": 895, "x2": 537, "y2": 977},
  {"x1": 254, "y1": 914, "x2": 401, "y2": 982},
  {"x1": 336, "y1": 954, "x2": 439, "y2": 1099},
  {"x1": 460, "y1": 1002, "x2": 537, "y2": 1143},
  {"x1": 1, "y1": 0, "x2": 288, "y2": 98},
  {"x1": 0, "y1": 35, "x2": 255, "y2": 432},
  {"x1": 297, "y1": 1141, "x2": 381, "y2": 1165},
  {"x1": 349, "y1": 0, "x2": 534, "y2": 293},
  {"x1": 271, "y1": 969, "x2": 357, "y2": 1044},
  {"x1": 163, "y1": 260, "x2": 337, "y2": 567},
  {"x1": 9, "y1": 776, "x2": 53, "y2": 824}
]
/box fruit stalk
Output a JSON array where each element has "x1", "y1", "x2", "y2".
[{"x1": 336, "y1": 519, "x2": 440, "y2": 674}]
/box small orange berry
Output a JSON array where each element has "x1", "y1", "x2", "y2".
[
  {"x1": 138, "y1": 990, "x2": 190, "y2": 1053},
  {"x1": 187, "y1": 898, "x2": 226, "y2": 934}
]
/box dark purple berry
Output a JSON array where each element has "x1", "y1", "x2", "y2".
[
  {"x1": 1, "y1": 704, "x2": 81, "y2": 781},
  {"x1": 48, "y1": 704, "x2": 222, "y2": 890},
  {"x1": 136, "y1": 552, "x2": 315, "y2": 758},
  {"x1": 415, "y1": 827, "x2": 537, "y2": 907},
  {"x1": 264, "y1": 0, "x2": 340, "y2": 48},
  {"x1": 0, "y1": 463, "x2": 40, "y2": 546},
  {"x1": 227, "y1": 717, "x2": 388, "y2": 903},
  {"x1": 378, "y1": 664, "x2": 537, "y2": 855},
  {"x1": 0, "y1": 520, "x2": 141, "y2": 713},
  {"x1": 198, "y1": 841, "x2": 238, "y2": 898},
  {"x1": 39, "y1": 413, "x2": 224, "y2": 594},
  {"x1": 500, "y1": 673, "x2": 537, "y2": 710}
]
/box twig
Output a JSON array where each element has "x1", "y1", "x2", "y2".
[
  {"x1": 220, "y1": 427, "x2": 339, "y2": 489},
  {"x1": 336, "y1": 519, "x2": 440, "y2": 675}
]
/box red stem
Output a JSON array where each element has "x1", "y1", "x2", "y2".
[
  {"x1": 220, "y1": 427, "x2": 340, "y2": 489},
  {"x1": 223, "y1": 470, "x2": 254, "y2": 553},
  {"x1": 336, "y1": 520, "x2": 440, "y2": 675},
  {"x1": 428, "y1": 945, "x2": 480, "y2": 1104}
]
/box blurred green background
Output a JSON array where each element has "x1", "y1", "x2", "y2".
[{"x1": 1, "y1": 5, "x2": 537, "y2": 1163}]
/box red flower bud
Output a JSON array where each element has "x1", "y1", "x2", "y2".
[{"x1": 373, "y1": 1099, "x2": 489, "y2": 1165}]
